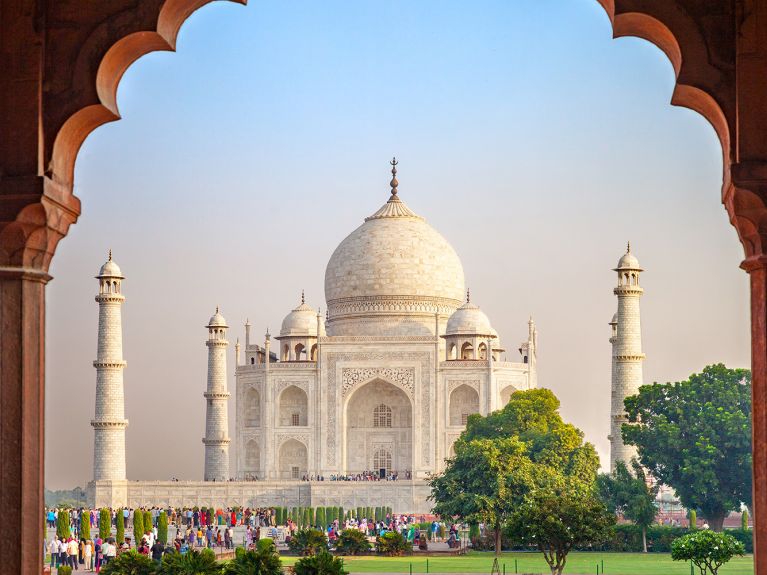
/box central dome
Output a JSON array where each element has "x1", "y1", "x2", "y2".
[{"x1": 324, "y1": 168, "x2": 465, "y2": 336}]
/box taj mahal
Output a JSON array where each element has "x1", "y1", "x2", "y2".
[{"x1": 87, "y1": 160, "x2": 643, "y2": 511}]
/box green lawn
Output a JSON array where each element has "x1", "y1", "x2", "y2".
[{"x1": 281, "y1": 551, "x2": 754, "y2": 575}]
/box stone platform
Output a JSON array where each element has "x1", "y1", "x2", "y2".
[{"x1": 88, "y1": 479, "x2": 432, "y2": 513}]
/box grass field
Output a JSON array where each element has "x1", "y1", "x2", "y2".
[{"x1": 280, "y1": 551, "x2": 755, "y2": 575}]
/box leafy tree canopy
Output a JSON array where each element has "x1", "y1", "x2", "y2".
[
  {"x1": 622, "y1": 364, "x2": 751, "y2": 530},
  {"x1": 461, "y1": 388, "x2": 599, "y2": 481}
]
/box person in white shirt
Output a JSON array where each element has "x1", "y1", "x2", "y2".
[
  {"x1": 48, "y1": 537, "x2": 58, "y2": 569},
  {"x1": 83, "y1": 540, "x2": 93, "y2": 571}
]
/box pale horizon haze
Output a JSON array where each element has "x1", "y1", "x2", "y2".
[{"x1": 45, "y1": 0, "x2": 750, "y2": 489}]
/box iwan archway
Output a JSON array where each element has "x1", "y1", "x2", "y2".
[
  {"x1": 343, "y1": 379, "x2": 413, "y2": 476},
  {"x1": 4, "y1": 2, "x2": 767, "y2": 575}
]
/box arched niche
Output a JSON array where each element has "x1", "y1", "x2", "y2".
[
  {"x1": 449, "y1": 384, "x2": 479, "y2": 426},
  {"x1": 244, "y1": 387, "x2": 260, "y2": 427},
  {"x1": 278, "y1": 439, "x2": 307, "y2": 480},
  {"x1": 278, "y1": 385, "x2": 308, "y2": 426},
  {"x1": 244, "y1": 439, "x2": 260, "y2": 476}
]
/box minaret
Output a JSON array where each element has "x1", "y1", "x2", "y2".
[
  {"x1": 203, "y1": 307, "x2": 231, "y2": 481},
  {"x1": 92, "y1": 251, "x2": 128, "y2": 481},
  {"x1": 609, "y1": 243, "x2": 645, "y2": 472}
]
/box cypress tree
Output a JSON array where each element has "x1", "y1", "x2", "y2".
[
  {"x1": 356, "y1": 507, "x2": 363, "y2": 520},
  {"x1": 275, "y1": 507, "x2": 282, "y2": 526},
  {"x1": 133, "y1": 509, "x2": 144, "y2": 539},
  {"x1": 303, "y1": 507, "x2": 311, "y2": 528},
  {"x1": 316, "y1": 507, "x2": 326, "y2": 528},
  {"x1": 689, "y1": 510, "x2": 697, "y2": 530},
  {"x1": 338, "y1": 507, "x2": 344, "y2": 524},
  {"x1": 115, "y1": 510, "x2": 124, "y2": 544},
  {"x1": 80, "y1": 510, "x2": 91, "y2": 540},
  {"x1": 144, "y1": 510, "x2": 153, "y2": 532},
  {"x1": 158, "y1": 511, "x2": 168, "y2": 544},
  {"x1": 57, "y1": 510, "x2": 70, "y2": 540},
  {"x1": 99, "y1": 508, "x2": 111, "y2": 539},
  {"x1": 742, "y1": 509, "x2": 750, "y2": 530}
]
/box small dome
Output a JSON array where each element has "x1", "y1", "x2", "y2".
[
  {"x1": 445, "y1": 300, "x2": 494, "y2": 337},
  {"x1": 280, "y1": 295, "x2": 318, "y2": 337},
  {"x1": 615, "y1": 244, "x2": 642, "y2": 270},
  {"x1": 97, "y1": 252, "x2": 123, "y2": 278},
  {"x1": 208, "y1": 307, "x2": 227, "y2": 328}
]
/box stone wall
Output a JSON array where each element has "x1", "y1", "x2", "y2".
[{"x1": 89, "y1": 480, "x2": 433, "y2": 513}]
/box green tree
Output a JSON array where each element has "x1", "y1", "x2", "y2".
[
  {"x1": 462, "y1": 388, "x2": 600, "y2": 480},
  {"x1": 116, "y1": 510, "x2": 124, "y2": 544},
  {"x1": 158, "y1": 511, "x2": 168, "y2": 544},
  {"x1": 507, "y1": 480, "x2": 615, "y2": 575},
  {"x1": 742, "y1": 508, "x2": 750, "y2": 530},
  {"x1": 133, "y1": 509, "x2": 144, "y2": 540},
  {"x1": 430, "y1": 436, "x2": 534, "y2": 556},
  {"x1": 356, "y1": 507, "x2": 363, "y2": 521},
  {"x1": 144, "y1": 510, "x2": 153, "y2": 533},
  {"x1": 99, "y1": 508, "x2": 112, "y2": 540},
  {"x1": 671, "y1": 530, "x2": 745, "y2": 575},
  {"x1": 622, "y1": 364, "x2": 752, "y2": 530},
  {"x1": 689, "y1": 510, "x2": 697, "y2": 530},
  {"x1": 80, "y1": 510, "x2": 91, "y2": 540},
  {"x1": 430, "y1": 389, "x2": 600, "y2": 557},
  {"x1": 597, "y1": 459, "x2": 659, "y2": 552},
  {"x1": 337, "y1": 507, "x2": 344, "y2": 524},
  {"x1": 294, "y1": 550, "x2": 347, "y2": 575},
  {"x1": 303, "y1": 508, "x2": 311, "y2": 529},
  {"x1": 57, "y1": 510, "x2": 70, "y2": 539},
  {"x1": 101, "y1": 550, "x2": 154, "y2": 575},
  {"x1": 223, "y1": 541, "x2": 282, "y2": 575}
]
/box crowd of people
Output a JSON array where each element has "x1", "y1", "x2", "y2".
[{"x1": 44, "y1": 505, "x2": 459, "y2": 571}]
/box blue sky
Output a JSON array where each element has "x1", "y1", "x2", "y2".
[{"x1": 45, "y1": 0, "x2": 748, "y2": 487}]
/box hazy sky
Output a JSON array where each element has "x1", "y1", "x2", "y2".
[{"x1": 45, "y1": 0, "x2": 749, "y2": 489}]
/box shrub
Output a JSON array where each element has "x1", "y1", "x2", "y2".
[
  {"x1": 375, "y1": 531, "x2": 410, "y2": 556},
  {"x1": 116, "y1": 510, "x2": 124, "y2": 544},
  {"x1": 133, "y1": 509, "x2": 145, "y2": 540},
  {"x1": 57, "y1": 510, "x2": 70, "y2": 540},
  {"x1": 288, "y1": 529, "x2": 328, "y2": 556},
  {"x1": 158, "y1": 511, "x2": 168, "y2": 544},
  {"x1": 294, "y1": 550, "x2": 348, "y2": 575},
  {"x1": 224, "y1": 542, "x2": 282, "y2": 575},
  {"x1": 335, "y1": 529, "x2": 371, "y2": 556},
  {"x1": 468, "y1": 523, "x2": 480, "y2": 548},
  {"x1": 101, "y1": 549, "x2": 154, "y2": 575},
  {"x1": 80, "y1": 510, "x2": 91, "y2": 540},
  {"x1": 672, "y1": 530, "x2": 745, "y2": 574},
  {"x1": 158, "y1": 548, "x2": 220, "y2": 575},
  {"x1": 99, "y1": 508, "x2": 112, "y2": 540},
  {"x1": 58, "y1": 567, "x2": 73, "y2": 575}
]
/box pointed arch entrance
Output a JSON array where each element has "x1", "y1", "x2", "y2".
[{"x1": 344, "y1": 378, "x2": 412, "y2": 476}]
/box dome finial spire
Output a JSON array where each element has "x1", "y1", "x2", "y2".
[
  {"x1": 466, "y1": 288, "x2": 471, "y2": 303},
  {"x1": 216, "y1": 305, "x2": 219, "y2": 314},
  {"x1": 627, "y1": 241, "x2": 631, "y2": 253},
  {"x1": 301, "y1": 289, "x2": 305, "y2": 304},
  {"x1": 108, "y1": 249, "x2": 112, "y2": 261},
  {"x1": 389, "y1": 157, "x2": 399, "y2": 197}
]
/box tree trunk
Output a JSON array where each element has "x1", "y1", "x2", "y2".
[
  {"x1": 708, "y1": 513, "x2": 726, "y2": 532},
  {"x1": 494, "y1": 525, "x2": 502, "y2": 557},
  {"x1": 642, "y1": 525, "x2": 647, "y2": 553}
]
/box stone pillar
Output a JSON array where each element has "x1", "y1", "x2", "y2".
[
  {"x1": 92, "y1": 253, "x2": 128, "y2": 481},
  {"x1": 0, "y1": 267, "x2": 49, "y2": 575},
  {"x1": 203, "y1": 308, "x2": 230, "y2": 481},
  {"x1": 609, "y1": 246, "x2": 645, "y2": 472}
]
